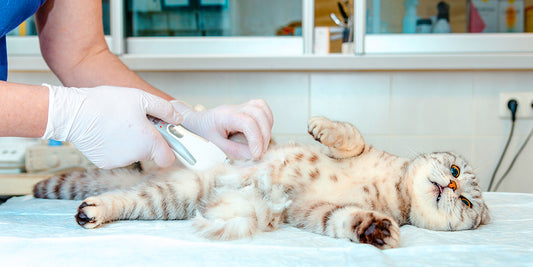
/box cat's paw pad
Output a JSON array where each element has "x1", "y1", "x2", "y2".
[
  {"x1": 75, "y1": 197, "x2": 106, "y2": 229},
  {"x1": 351, "y1": 216, "x2": 400, "y2": 249},
  {"x1": 307, "y1": 117, "x2": 340, "y2": 147}
]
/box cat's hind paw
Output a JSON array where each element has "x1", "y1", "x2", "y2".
[
  {"x1": 75, "y1": 197, "x2": 106, "y2": 229},
  {"x1": 349, "y1": 215, "x2": 400, "y2": 249}
]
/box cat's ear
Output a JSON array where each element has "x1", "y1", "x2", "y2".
[{"x1": 480, "y1": 202, "x2": 491, "y2": 225}]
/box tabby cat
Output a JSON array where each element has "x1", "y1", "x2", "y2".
[{"x1": 33, "y1": 116, "x2": 490, "y2": 249}]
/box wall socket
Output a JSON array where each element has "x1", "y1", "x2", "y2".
[{"x1": 499, "y1": 92, "x2": 533, "y2": 119}]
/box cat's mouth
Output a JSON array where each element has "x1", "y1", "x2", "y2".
[{"x1": 431, "y1": 181, "x2": 444, "y2": 202}]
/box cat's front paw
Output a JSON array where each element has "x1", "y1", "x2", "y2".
[
  {"x1": 349, "y1": 214, "x2": 400, "y2": 249},
  {"x1": 308, "y1": 116, "x2": 365, "y2": 159},
  {"x1": 308, "y1": 116, "x2": 339, "y2": 147},
  {"x1": 75, "y1": 197, "x2": 106, "y2": 229}
]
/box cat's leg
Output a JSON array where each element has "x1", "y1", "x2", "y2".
[
  {"x1": 286, "y1": 200, "x2": 400, "y2": 249},
  {"x1": 33, "y1": 168, "x2": 149, "y2": 200},
  {"x1": 75, "y1": 170, "x2": 213, "y2": 228},
  {"x1": 308, "y1": 116, "x2": 367, "y2": 159}
]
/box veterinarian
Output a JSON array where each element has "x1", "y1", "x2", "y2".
[{"x1": 0, "y1": 1, "x2": 273, "y2": 169}]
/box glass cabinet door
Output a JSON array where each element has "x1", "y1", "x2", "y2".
[
  {"x1": 363, "y1": 0, "x2": 533, "y2": 54},
  {"x1": 6, "y1": 16, "x2": 38, "y2": 37},
  {"x1": 125, "y1": 0, "x2": 304, "y2": 54},
  {"x1": 127, "y1": 0, "x2": 302, "y2": 37},
  {"x1": 366, "y1": 0, "x2": 533, "y2": 34},
  {"x1": 6, "y1": 15, "x2": 41, "y2": 56}
]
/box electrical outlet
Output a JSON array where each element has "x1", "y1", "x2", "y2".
[{"x1": 499, "y1": 92, "x2": 533, "y2": 119}]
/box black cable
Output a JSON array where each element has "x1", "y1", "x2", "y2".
[
  {"x1": 493, "y1": 120, "x2": 533, "y2": 192},
  {"x1": 487, "y1": 120, "x2": 515, "y2": 191},
  {"x1": 487, "y1": 99, "x2": 518, "y2": 191}
]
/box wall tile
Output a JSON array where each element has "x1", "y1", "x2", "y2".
[
  {"x1": 362, "y1": 135, "x2": 390, "y2": 152},
  {"x1": 472, "y1": 136, "x2": 507, "y2": 191},
  {"x1": 473, "y1": 135, "x2": 533, "y2": 193},
  {"x1": 473, "y1": 71, "x2": 533, "y2": 136},
  {"x1": 272, "y1": 134, "x2": 315, "y2": 146},
  {"x1": 228, "y1": 72, "x2": 309, "y2": 135},
  {"x1": 387, "y1": 136, "x2": 473, "y2": 160},
  {"x1": 137, "y1": 72, "x2": 231, "y2": 109},
  {"x1": 7, "y1": 72, "x2": 60, "y2": 85},
  {"x1": 310, "y1": 72, "x2": 391, "y2": 135},
  {"x1": 390, "y1": 72, "x2": 474, "y2": 135}
]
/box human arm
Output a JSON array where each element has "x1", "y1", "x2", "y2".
[
  {"x1": 0, "y1": 81, "x2": 182, "y2": 169},
  {"x1": 0, "y1": 82, "x2": 48, "y2": 137},
  {"x1": 35, "y1": 0, "x2": 170, "y2": 99},
  {"x1": 35, "y1": 0, "x2": 273, "y2": 160}
]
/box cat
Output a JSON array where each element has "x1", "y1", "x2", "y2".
[{"x1": 33, "y1": 116, "x2": 490, "y2": 249}]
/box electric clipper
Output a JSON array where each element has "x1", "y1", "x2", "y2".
[{"x1": 148, "y1": 116, "x2": 229, "y2": 171}]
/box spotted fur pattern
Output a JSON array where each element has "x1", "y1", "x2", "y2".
[{"x1": 33, "y1": 116, "x2": 490, "y2": 249}]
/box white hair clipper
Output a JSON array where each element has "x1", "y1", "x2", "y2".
[{"x1": 149, "y1": 116, "x2": 230, "y2": 171}]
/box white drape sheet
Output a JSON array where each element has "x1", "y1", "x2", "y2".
[{"x1": 0, "y1": 192, "x2": 532, "y2": 266}]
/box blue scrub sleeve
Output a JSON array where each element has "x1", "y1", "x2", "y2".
[{"x1": 0, "y1": 0, "x2": 47, "y2": 81}]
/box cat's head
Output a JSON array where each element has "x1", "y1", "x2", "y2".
[{"x1": 406, "y1": 152, "x2": 490, "y2": 231}]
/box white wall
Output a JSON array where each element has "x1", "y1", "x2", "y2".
[{"x1": 7, "y1": 70, "x2": 533, "y2": 193}]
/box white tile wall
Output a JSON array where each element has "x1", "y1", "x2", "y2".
[
  {"x1": 228, "y1": 73, "x2": 309, "y2": 135},
  {"x1": 7, "y1": 70, "x2": 533, "y2": 193},
  {"x1": 390, "y1": 72, "x2": 474, "y2": 136},
  {"x1": 473, "y1": 136, "x2": 533, "y2": 192},
  {"x1": 138, "y1": 72, "x2": 231, "y2": 109},
  {"x1": 310, "y1": 72, "x2": 391, "y2": 135},
  {"x1": 473, "y1": 71, "x2": 533, "y2": 136},
  {"x1": 387, "y1": 136, "x2": 473, "y2": 160},
  {"x1": 7, "y1": 72, "x2": 61, "y2": 85}
]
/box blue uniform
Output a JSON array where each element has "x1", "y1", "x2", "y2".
[{"x1": 0, "y1": 0, "x2": 47, "y2": 81}]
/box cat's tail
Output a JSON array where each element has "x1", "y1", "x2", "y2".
[
  {"x1": 192, "y1": 187, "x2": 284, "y2": 240},
  {"x1": 193, "y1": 213, "x2": 259, "y2": 240},
  {"x1": 33, "y1": 167, "x2": 148, "y2": 200}
]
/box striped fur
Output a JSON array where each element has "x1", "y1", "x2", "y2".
[{"x1": 33, "y1": 116, "x2": 490, "y2": 249}]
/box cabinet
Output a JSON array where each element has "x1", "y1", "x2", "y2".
[
  {"x1": 5, "y1": 0, "x2": 533, "y2": 71},
  {"x1": 362, "y1": 0, "x2": 533, "y2": 54}
]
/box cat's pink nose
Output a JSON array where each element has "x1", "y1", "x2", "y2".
[{"x1": 448, "y1": 180, "x2": 457, "y2": 191}]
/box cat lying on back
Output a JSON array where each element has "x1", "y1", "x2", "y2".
[{"x1": 33, "y1": 116, "x2": 490, "y2": 249}]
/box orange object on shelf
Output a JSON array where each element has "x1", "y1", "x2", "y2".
[{"x1": 526, "y1": 6, "x2": 533, "y2": 32}]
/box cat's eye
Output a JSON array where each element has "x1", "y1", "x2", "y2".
[
  {"x1": 460, "y1": 196, "x2": 473, "y2": 208},
  {"x1": 450, "y1": 165, "x2": 460, "y2": 178}
]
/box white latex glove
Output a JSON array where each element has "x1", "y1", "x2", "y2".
[
  {"x1": 171, "y1": 99, "x2": 273, "y2": 160},
  {"x1": 42, "y1": 84, "x2": 182, "y2": 169}
]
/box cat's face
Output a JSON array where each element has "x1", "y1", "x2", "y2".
[{"x1": 407, "y1": 152, "x2": 490, "y2": 231}]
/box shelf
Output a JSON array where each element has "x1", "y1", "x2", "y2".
[{"x1": 8, "y1": 53, "x2": 533, "y2": 72}]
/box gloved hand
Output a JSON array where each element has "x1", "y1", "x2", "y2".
[
  {"x1": 42, "y1": 84, "x2": 182, "y2": 169},
  {"x1": 171, "y1": 99, "x2": 273, "y2": 160}
]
